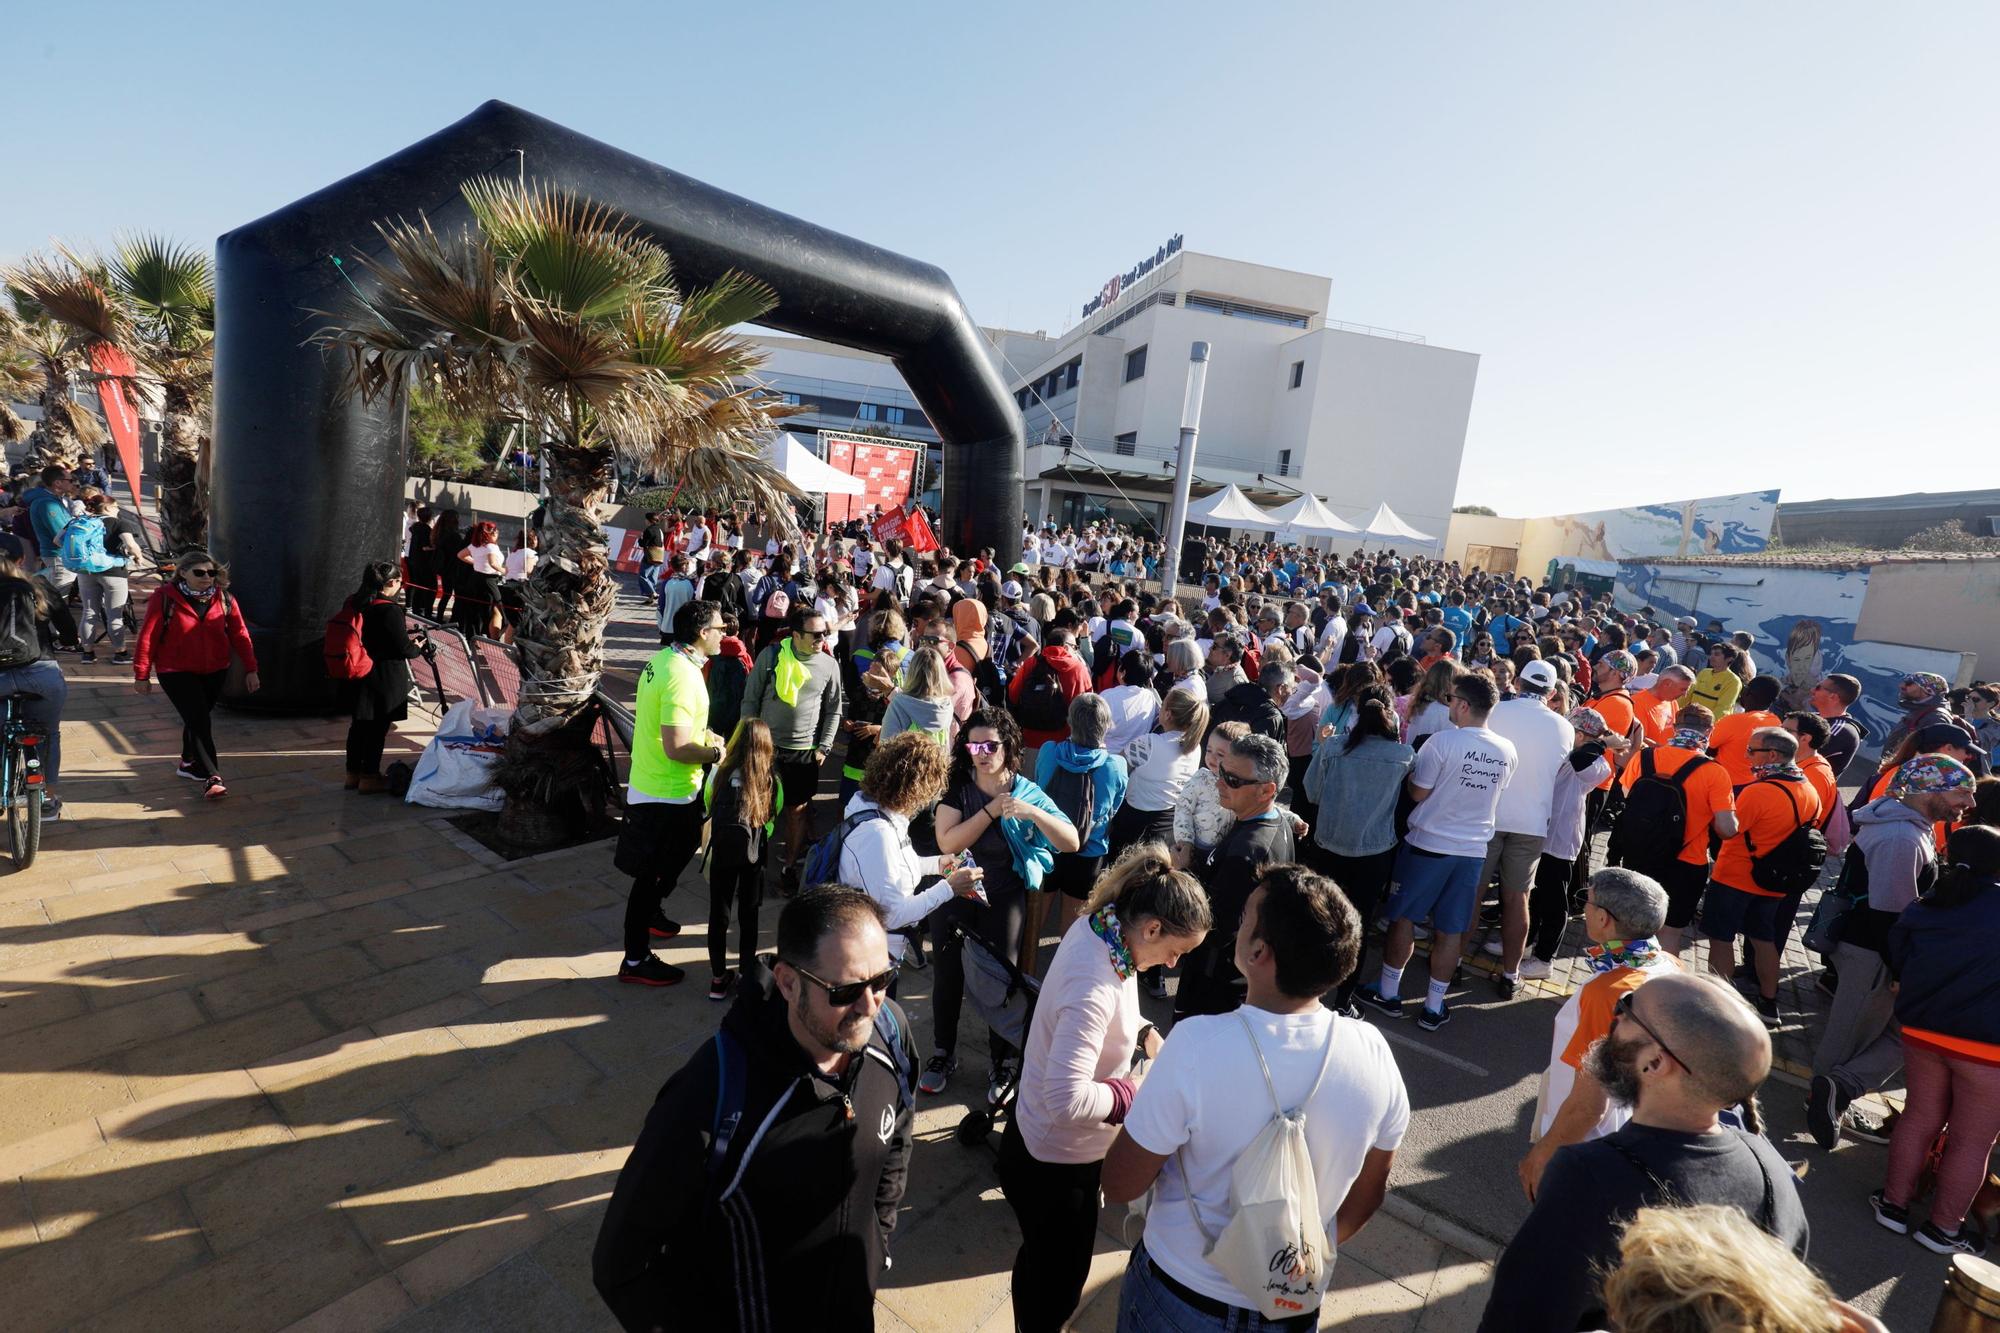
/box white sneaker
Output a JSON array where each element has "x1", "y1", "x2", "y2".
[
  {"x1": 1411, "y1": 924, "x2": 1432, "y2": 942},
  {"x1": 1519, "y1": 958, "x2": 1553, "y2": 980},
  {"x1": 1480, "y1": 938, "x2": 1504, "y2": 958}
]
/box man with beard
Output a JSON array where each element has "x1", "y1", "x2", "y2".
[
  {"x1": 1879, "y1": 671, "x2": 1957, "y2": 761},
  {"x1": 1478, "y1": 971, "x2": 1806, "y2": 1333},
  {"x1": 595, "y1": 886, "x2": 917, "y2": 1330}
]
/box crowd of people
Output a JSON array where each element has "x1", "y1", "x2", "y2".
[{"x1": 591, "y1": 510, "x2": 1995, "y2": 1332}]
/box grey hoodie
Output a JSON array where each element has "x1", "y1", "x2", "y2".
[{"x1": 1851, "y1": 796, "x2": 1936, "y2": 914}]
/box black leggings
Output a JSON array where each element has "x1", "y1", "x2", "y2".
[
  {"x1": 1316, "y1": 845, "x2": 1397, "y2": 1010},
  {"x1": 927, "y1": 878, "x2": 1028, "y2": 1060},
  {"x1": 345, "y1": 716, "x2": 393, "y2": 776},
  {"x1": 619, "y1": 802, "x2": 708, "y2": 959},
  {"x1": 997, "y1": 1118, "x2": 1103, "y2": 1333},
  {"x1": 1529, "y1": 853, "x2": 1575, "y2": 963},
  {"x1": 158, "y1": 670, "x2": 227, "y2": 779},
  {"x1": 708, "y1": 855, "x2": 763, "y2": 977}
]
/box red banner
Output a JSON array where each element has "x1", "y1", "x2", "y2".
[
  {"x1": 88, "y1": 344, "x2": 147, "y2": 518},
  {"x1": 870, "y1": 508, "x2": 908, "y2": 546},
  {"x1": 821, "y1": 434, "x2": 921, "y2": 528},
  {"x1": 905, "y1": 506, "x2": 938, "y2": 553}
]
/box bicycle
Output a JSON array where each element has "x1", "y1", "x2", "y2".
[{"x1": 2, "y1": 691, "x2": 47, "y2": 869}]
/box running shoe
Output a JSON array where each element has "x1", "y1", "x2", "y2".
[
  {"x1": 41, "y1": 797, "x2": 62, "y2": 823},
  {"x1": 707, "y1": 970, "x2": 734, "y2": 1002},
  {"x1": 1354, "y1": 984, "x2": 1403, "y2": 1020},
  {"x1": 1915, "y1": 1222, "x2": 1988, "y2": 1257},
  {"x1": 1846, "y1": 1109, "x2": 1895, "y2": 1146},
  {"x1": 648, "y1": 911, "x2": 681, "y2": 940},
  {"x1": 918, "y1": 1053, "x2": 957, "y2": 1095},
  {"x1": 1519, "y1": 958, "x2": 1553, "y2": 980},
  {"x1": 1492, "y1": 974, "x2": 1518, "y2": 1001},
  {"x1": 203, "y1": 776, "x2": 228, "y2": 800},
  {"x1": 1753, "y1": 996, "x2": 1781, "y2": 1029},
  {"x1": 987, "y1": 1058, "x2": 1021, "y2": 1107},
  {"x1": 1805, "y1": 1075, "x2": 1846, "y2": 1151},
  {"x1": 111, "y1": 652, "x2": 131, "y2": 666},
  {"x1": 1480, "y1": 938, "x2": 1504, "y2": 958},
  {"x1": 176, "y1": 761, "x2": 203, "y2": 782},
  {"x1": 1869, "y1": 1190, "x2": 1910, "y2": 1236},
  {"x1": 79, "y1": 651, "x2": 96, "y2": 664},
  {"x1": 1417, "y1": 1002, "x2": 1453, "y2": 1032},
  {"x1": 617, "y1": 955, "x2": 684, "y2": 987}
]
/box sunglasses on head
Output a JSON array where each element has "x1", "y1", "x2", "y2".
[
  {"x1": 792, "y1": 962, "x2": 899, "y2": 1008},
  {"x1": 1218, "y1": 769, "x2": 1264, "y2": 789}
]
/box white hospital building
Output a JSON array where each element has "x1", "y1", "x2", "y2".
[{"x1": 749, "y1": 248, "x2": 1480, "y2": 546}]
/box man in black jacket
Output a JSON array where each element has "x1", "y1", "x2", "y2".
[
  {"x1": 1207, "y1": 660, "x2": 1292, "y2": 746},
  {"x1": 594, "y1": 887, "x2": 917, "y2": 1331},
  {"x1": 1478, "y1": 971, "x2": 1808, "y2": 1333},
  {"x1": 1175, "y1": 732, "x2": 1297, "y2": 1018}
]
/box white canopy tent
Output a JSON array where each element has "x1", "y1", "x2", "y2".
[
  {"x1": 769, "y1": 432, "x2": 867, "y2": 495},
  {"x1": 1359, "y1": 501, "x2": 1437, "y2": 546},
  {"x1": 1185, "y1": 483, "x2": 1279, "y2": 530},
  {"x1": 1266, "y1": 492, "x2": 1363, "y2": 538}
]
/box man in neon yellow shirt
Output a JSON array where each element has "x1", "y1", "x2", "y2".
[{"x1": 617, "y1": 598, "x2": 727, "y2": 986}]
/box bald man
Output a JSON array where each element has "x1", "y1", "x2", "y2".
[{"x1": 1479, "y1": 973, "x2": 1808, "y2": 1333}]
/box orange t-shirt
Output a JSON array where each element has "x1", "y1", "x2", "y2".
[
  {"x1": 1799, "y1": 753, "x2": 1838, "y2": 827},
  {"x1": 1621, "y1": 745, "x2": 1735, "y2": 865},
  {"x1": 1708, "y1": 710, "x2": 1782, "y2": 788},
  {"x1": 1712, "y1": 774, "x2": 1821, "y2": 897},
  {"x1": 1589, "y1": 690, "x2": 1638, "y2": 790},
  {"x1": 1631, "y1": 688, "x2": 1677, "y2": 746}
]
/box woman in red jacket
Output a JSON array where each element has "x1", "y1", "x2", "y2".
[{"x1": 133, "y1": 550, "x2": 260, "y2": 798}]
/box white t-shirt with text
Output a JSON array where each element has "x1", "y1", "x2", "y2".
[{"x1": 1406, "y1": 724, "x2": 1518, "y2": 858}]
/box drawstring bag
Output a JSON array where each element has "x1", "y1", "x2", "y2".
[{"x1": 1186, "y1": 1014, "x2": 1339, "y2": 1320}]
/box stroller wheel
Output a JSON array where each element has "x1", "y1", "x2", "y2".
[{"x1": 955, "y1": 1109, "x2": 993, "y2": 1146}]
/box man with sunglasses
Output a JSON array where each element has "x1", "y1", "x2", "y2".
[
  {"x1": 745, "y1": 605, "x2": 846, "y2": 894},
  {"x1": 595, "y1": 886, "x2": 917, "y2": 1330},
  {"x1": 1479, "y1": 972, "x2": 1806, "y2": 1333},
  {"x1": 1174, "y1": 733, "x2": 1296, "y2": 1019}
]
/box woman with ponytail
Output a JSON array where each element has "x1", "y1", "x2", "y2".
[
  {"x1": 1303, "y1": 684, "x2": 1413, "y2": 1012},
  {"x1": 132, "y1": 549, "x2": 258, "y2": 799}
]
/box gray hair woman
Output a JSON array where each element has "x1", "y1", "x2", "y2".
[
  {"x1": 1034, "y1": 691, "x2": 1131, "y2": 948},
  {"x1": 999, "y1": 846, "x2": 1211, "y2": 1332}
]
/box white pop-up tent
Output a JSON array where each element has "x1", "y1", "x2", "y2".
[
  {"x1": 1185, "y1": 483, "x2": 1278, "y2": 530},
  {"x1": 1266, "y1": 492, "x2": 1363, "y2": 537},
  {"x1": 1359, "y1": 501, "x2": 1436, "y2": 545},
  {"x1": 769, "y1": 432, "x2": 867, "y2": 495}
]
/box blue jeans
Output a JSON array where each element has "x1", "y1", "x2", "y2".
[
  {"x1": 0, "y1": 659, "x2": 67, "y2": 786},
  {"x1": 1116, "y1": 1242, "x2": 1316, "y2": 1332}
]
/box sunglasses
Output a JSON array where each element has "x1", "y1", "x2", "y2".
[
  {"x1": 965, "y1": 740, "x2": 1001, "y2": 756},
  {"x1": 1218, "y1": 769, "x2": 1265, "y2": 789},
  {"x1": 792, "y1": 962, "x2": 899, "y2": 1008},
  {"x1": 184, "y1": 567, "x2": 217, "y2": 578},
  {"x1": 797, "y1": 628, "x2": 832, "y2": 641},
  {"x1": 1614, "y1": 990, "x2": 1684, "y2": 1071}
]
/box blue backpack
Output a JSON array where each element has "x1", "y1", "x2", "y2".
[
  {"x1": 799, "y1": 807, "x2": 888, "y2": 889},
  {"x1": 59, "y1": 516, "x2": 120, "y2": 574}
]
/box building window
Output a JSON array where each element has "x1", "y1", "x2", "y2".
[
  {"x1": 1115, "y1": 432, "x2": 1137, "y2": 456},
  {"x1": 1289, "y1": 361, "x2": 1304, "y2": 390},
  {"x1": 1066, "y1": 361, "x2": 1080, "y2": 390},
  {"x1": 1277, "y1": 449, "x2": 1292, "y2": 477},
  {"x1": 1016, "y1": 388, "x2": 1030, "y2": 409},
  {"x1": 885, "y1": 406, "x2": 905, "y2": 425},
  {"x1": 781, "y1": 391, "x2": 801, "y2": 406},
  {"x1": 1124, "y1": 345, "x2": 1148, "y2": 382},
  {"x1": 857, "y1": 403, "x2": 879, "y2": 422}
]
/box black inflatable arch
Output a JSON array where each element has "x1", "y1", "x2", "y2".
[{"x1": 211, "y1": 99, "x2": 1023, "y2": 709}]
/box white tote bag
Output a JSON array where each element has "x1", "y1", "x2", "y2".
[{"x1": 1188, "y1": 1013, "x2": 1339, "y2": 1320}]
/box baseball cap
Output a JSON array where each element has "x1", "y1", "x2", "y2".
[
  {"x1": 1517, "y1": 660, "x2": 1558, "y2": 694},
  {"x1": 1912, "y1": 720, "x2": 1987, "y2": 758},
  {"x1": 1567, "y1": 706, "x2": 1608, "y2": 738},
  {"x1": 1353, "y1": 602, "x2": 1375, "y2": 617},
  {"x1": 1009, "y1": 562, "x2": 1031, "y2": 575},
  {"x1": 1675, "y1": 616, "x2": 1697, "y2": 629},
  {"x1": 1890, "y1": 753, "x2": 1977, "y2": 796},
  {"x1": 1001, "y1": 580, "x2": 1024, "y2": 600}
]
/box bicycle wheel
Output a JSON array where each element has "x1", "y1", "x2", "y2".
[{"x1": 8, "y1": 752, "x2": 40, "y2": 870}]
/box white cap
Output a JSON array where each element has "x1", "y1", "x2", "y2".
[
  {"x1": 1517, "y1": 660, "x2": 1559, "y2": 693},
  {"x1": 1002, "y1": 580, "x2": 1024, "y2": 600}
]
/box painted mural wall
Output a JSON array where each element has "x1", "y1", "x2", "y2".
[
  {"x1": 1518, "y1": 489, "x2": 1780, "y2": 578},
  {"x1": 1615, "y1": 561, "x2": 1973, "y2": 761}
]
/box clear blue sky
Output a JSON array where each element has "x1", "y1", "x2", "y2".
[{"x1": 8, "y1": 2, "x2": 1996, "y2": 515}]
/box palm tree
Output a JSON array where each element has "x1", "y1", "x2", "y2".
[
  {"x1": 0, "y1": 305, "x2": 42, "y2": 448},
  {"x1": 310, "y1": 177, "x2": 800, "y2": 839},
  {"x1": 0, "y1": 261, "x2": 114, "y2": 472},
  {"x1": 107, "y1": 237, "x2": 215, "y2": 552}
]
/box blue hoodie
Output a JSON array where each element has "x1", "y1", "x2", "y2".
[
  {"x1": 1033, "y1": 741, "x2": 1129, "y2": 859},
  {"x1": 1889, "y1": 878, "x2": 2000, "y2": 1048}
]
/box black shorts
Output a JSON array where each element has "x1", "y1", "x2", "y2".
[
  {"x1": 1046, "y1": 851, "x2": 1105, "y2": 901},
  {"x1": 775, "y1": 751, "x2": 822, "y2": 812},
  {"x1": 1643, "y1": 858, "x2": 1711, "y2": 930}
]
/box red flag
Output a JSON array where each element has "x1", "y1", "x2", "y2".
[
  {"x1": 88, "y1": 344, "x2": 147, "y2": 517},
  {"x1": 905, "y1": 506, "x2": 938, "y2": 553},
  {"x1": 871, "y1": 508, "x2": 908, "y2": 546}
]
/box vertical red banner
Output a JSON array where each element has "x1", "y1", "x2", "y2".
[{"x1": 88, "y1": 345, "x2": 148, "y2": 517}]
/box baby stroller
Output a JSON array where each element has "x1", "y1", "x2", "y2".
[{"x1": 950, "y1": 920, "x2": 1041, "y2": 1147}]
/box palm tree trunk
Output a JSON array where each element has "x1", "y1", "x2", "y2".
[
  {"x1": 26, "y1": 361, "x2": 83, "y2": 471},
  {"x1": 513, "y1": 440, "x2": 617, "y2": 735},
  {"x1": 155, "y1": 383, "x2": 208, "y2": 552}
]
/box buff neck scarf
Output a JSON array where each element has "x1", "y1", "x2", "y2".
[
  {"x1": 1670, "y1": 727, "x2": 1710, "y2": 752},
  {"x1": 773, "y1": 637, "x2": 812, "y2": 707},
  {"x1": 1089, "y1": 904, "x2": 1136, "y2": 981},
  {"x1": 1753, "y1": 760, "x2": 1805, "y2": 782},
  {"x1": 1584, "y1": 936, "x2": 1663, "y2": 974}
]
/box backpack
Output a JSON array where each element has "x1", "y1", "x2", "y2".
[
  {"x1": 1378, "y1": 624, "x2": 1412, "y2": 665},
  {"x1": 1041, "y1": 760, "x2": 1100, "y2": 849},
  {"x1": 0, "y1": 580, "x2": 42, "y2": 670},
  {"x1": 1803, "y1": 841, "x2": 1870, "y2": 954},
  {"x1": 1185, "y1": 1013, "x2": 1340, "y2": 1320},
  {"x1": 1015, "y1": 657, "x2": 1068, "y2": 732},
  {"x1": 323, "y1": 600, "x2": 374, "y2": 681},
  {"x1": 1748, "y1": 779, "x2": 1829, "y2": 896},
  {"x1": 755, "y1": 576, "x2": 792, "y2": 623},
  {"x1": 801, "y1": 807, "x2": 888, "y2": 889},
  {"x1": 1608, "y1": 749, "x2": 1710, "y2": 870},
  {"x1": 966, "y1": 648, "x2": 1008, "y2": 710},
  {"x1": 59, "y1": 516, "x2": 119, "y2": 574}
]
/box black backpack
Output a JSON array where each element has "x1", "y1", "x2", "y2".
[
  {"x1": 1041, "y1": 762, "x2": 1099, "y2": 849},
  {"x1": 0, "y1": 580, "x2": 44, "y2": 669},
  {"x1": 1748, "y1": 779, "x2": 1829, "y2": 896},
  {"x1": 970, "y1": 654, "x2": 1007, "y2": 710},
  {"x1": 1015, "y1": 658, "x2": 1068, "y2": 731},
  {"x1": 1608, "y1": 749, "x2": 1709, "y2": 870}
]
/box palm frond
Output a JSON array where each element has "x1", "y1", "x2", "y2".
[
  {"x1": 110, "y1": 234, "x2": 214, "y2": 347},
  {"x1": 4, "y1": 251, "x2": 126, "y2": 347},
  {"x1": 463, "y1": 177, "x2": 670, "y2": 321}
]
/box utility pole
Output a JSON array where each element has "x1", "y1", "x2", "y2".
[{"x1": 1157, "y1": 341, "x2": 1210, "y2": 603}]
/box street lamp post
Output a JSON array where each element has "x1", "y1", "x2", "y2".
[{"x1": 1157, "y1": 341, "x2": 1210, "y2": 604}]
